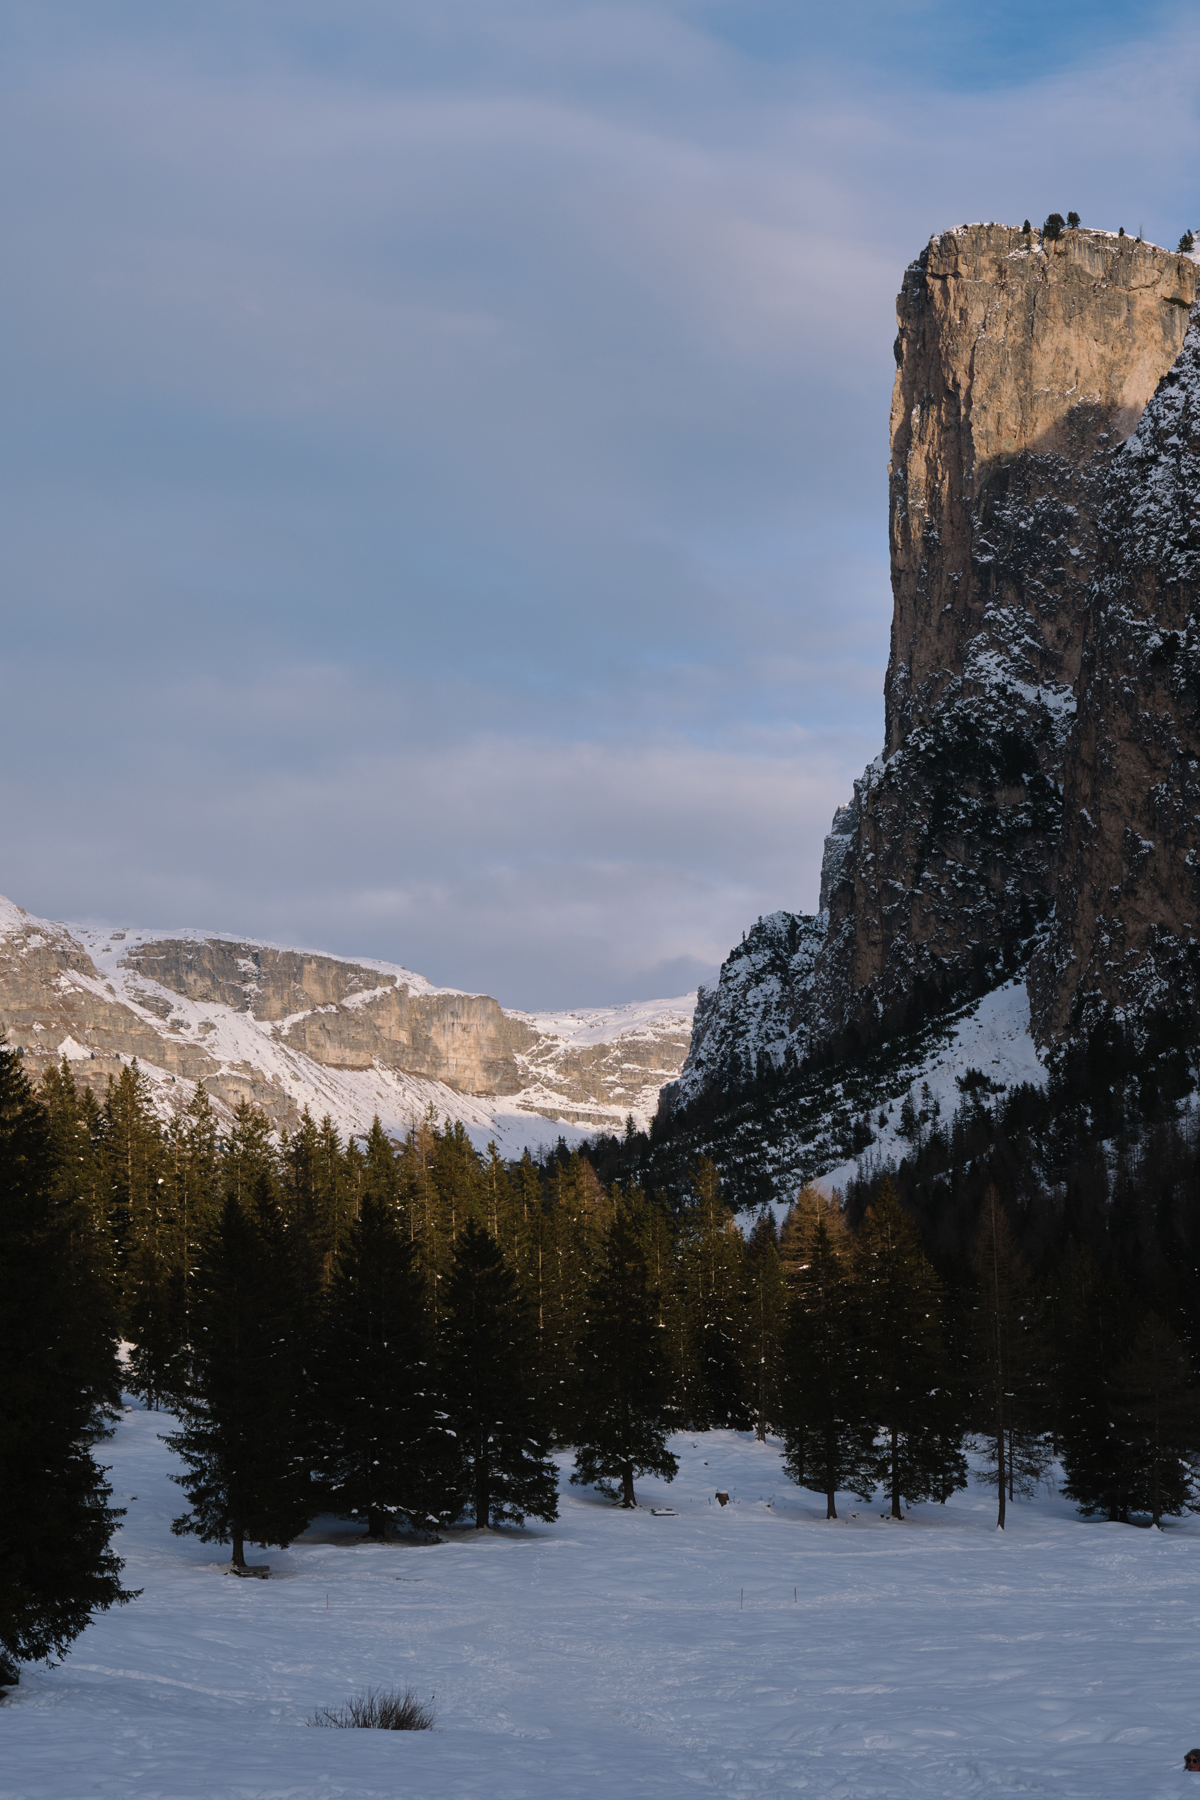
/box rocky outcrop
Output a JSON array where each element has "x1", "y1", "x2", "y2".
[
  {"x1": 0, "y1": 898, "x2": 693, "y2": 1142},
  {"x1": 670, "y1": 224, "x2": 1200, "y2": 1113},
  {"x1": 122, "y1": 936, "x2": 537, "y2": 1094},
  {"x1": 1030, "y1": 309, "x2": 1200, "y2": 1044},
  {"x1": 666, "y1": 913, "x2": 825, "y2": 1111}
]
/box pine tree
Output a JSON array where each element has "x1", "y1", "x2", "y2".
[
  {"x1": 223, "y1": 1100, "x2": 278, "y2": 1211},
  {"x1": 855, "y1": 1180, "x2": 967, "y2": 1516},
  {"x1": 1058, "y1": 1246, "x2": 1138, "y2": 1521},
  {"x1": 1180, "y1": 230, "x2": 1196, "y2": 254},
  {"x1": 1044, "y1": 212, "x2": 1065, "y2": 242},
  {"x1": 570, "y1": 1204, "x2": 678, "y2": 1507},
  {"x1": 971, "y1": 1187, "x2": 1049, "y2": 1528},
  {"x1": 316, "y1": 1195, "x2": 464, "y2": 1537},
  {"x1": 1109, "y1": 1313, "x2": 1200, "y2": 1526},
  {"x1": 781, "y1": 1214, "x2": 874, "y2": 1518},
  {"x1": 1067, "y1": 211, "x2": 1080, "y2": 229},
  {"x1": 675, "y1": 1158, "x2": 747, "y2": 1429},
  {"x1": 440, "y1": 1220, "x2": 558, "y2": 1528},
  {"x1": 744, "y1": 1212, "x2": 790, "y2": 1441},
  {"x1": 102, "y1": 1063, "x2": 179, "y2": 1405},
  {"x1": 527, "y1": 1153, "x2": 608, "y2": 1441},
  {"x1": 165, "y1": 1188, "x2": 315, "y2": 1569},
  {"x1": 0, "y1": 1046, "x2": 134, "y2": 1685}
]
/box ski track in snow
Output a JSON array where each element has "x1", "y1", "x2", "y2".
[{"x1": 6, "y1": 1414, "x2": 1200, "y2": 1799}]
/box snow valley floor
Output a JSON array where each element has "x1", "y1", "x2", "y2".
[{"x1": 6, "y1": 1417, "x2": 1200, "y2": 1800}]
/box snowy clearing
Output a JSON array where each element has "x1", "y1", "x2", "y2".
[{"x1": 5, "y1": 1411, "x2": 1200, "y2": 1799}]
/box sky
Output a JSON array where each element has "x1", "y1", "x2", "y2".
[{"x1": 2, "y1": 0, "x2": 1198, "y2": 1009}]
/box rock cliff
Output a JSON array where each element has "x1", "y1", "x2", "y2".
[
  {"x1": 0, "y1": 897, "x2": 693, "y2": 1147},
  {"x1": 1030, "y1": 307, "x2": 1200, "y2": 1045},
  {"x1": 669, "y1": 223, "x2": 1200, "y2": 1121}
]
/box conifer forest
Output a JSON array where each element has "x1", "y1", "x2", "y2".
[{"x1": 7, "y1": 1036, "x2": 1200, "y2": 1688}]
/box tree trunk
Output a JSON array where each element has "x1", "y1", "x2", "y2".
[
  {"x1": 367, "y1": 1508, "x2": 390, "y2": 1541},
  {"x1": 890, "y1": 1423, "x2": 902, "y2": 1519},
  {"x1": 989, "y1": 1204, "x2": 1006, "y2": 1530},
  {"x1": 474, "y1": 1429, "x2": 489, "y2": 1529},
  {"x1": 231, "y1": 1518, "x2": 246, "y2": 1568},
  {"x1": 620, "y1": 1463, "x2": 636, "y2": 1508},
  {"x1": 995, "y1": 1395, "x2": 1007, "y2": 1530}
]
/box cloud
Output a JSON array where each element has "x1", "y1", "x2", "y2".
[{"x1": 2, "y1": 0, "x2": 1198, "y2": 1004}]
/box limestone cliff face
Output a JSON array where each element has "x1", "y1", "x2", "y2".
[
  {"x1": 670, "y1": 224, "x2": 1200, "y2": 1111},
  {"x1": 1030, "y1": 309, "x2": 1200, "y2": 1043},
  {"x1": 122, "y1": 937, "x2": 536, "y2": 1095},
  {"x1": 0, "y1": 899, "x2": 693, "y2": 1142},
  {"x1": 886, "y1": 225, "x2": 1196, "y2": 751},
  {"x1": 819, "y1": 225, "x2": 1198, "y2": 1054}
]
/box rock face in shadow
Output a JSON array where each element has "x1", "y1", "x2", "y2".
[
  {"x1": 1029, "y1": 310, "x2": 1200, "y2": 1045},
  {"x1": 670, "y1": 224, "x2": 1200, "y2": 1113}
]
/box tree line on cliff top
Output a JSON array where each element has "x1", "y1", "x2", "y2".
[{"x1": 5, "y1": 1043, "x2": 1200, "y2": 1688}]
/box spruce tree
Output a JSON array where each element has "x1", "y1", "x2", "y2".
[
  {"x1": 570, "y1": 1204, "x2": 678, "y2": 1507},
  {"x1": 744, "y1": 1212, "x2": 790, "y2": 1441},
  {"x1": 0, "y1": 1046, "x2": 134, "y2": 1684},
  {"x1": 781, "y1": 1214, "x2": 874, "y2": 1518},
  {"x1": 971, "y1": 1187, "x2": 1049, "y2": 1528},
  {"x1": 165, "y1": 1188, "x2": 315, "y2": 1569},
  {"x1": 855, "y1": 1181, "x2": 967, "y2": 1516},
  {"x1": 1109, "y1": 1313, "x2": 1200, "y2": 1526},
  {"x1": 1058, "y1": 1246, "x2": 1137, "y2": 1521},
  {"x1": 440, "y1": 1220, "x2": 558, "y2": 1528},
  {"x1": 316, "y1": 1194, "x2": 465, "y2": 1536},
  {"x1": 675, "y1": 1158, "x2": 747, "y2": 1429}
]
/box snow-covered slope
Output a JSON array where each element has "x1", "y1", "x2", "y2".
[
  {"x1": 652, "y1": 972, "x2": 1047, "y2": 1208},
  {"x1": 6, "y1": 1406, "x2": 1199, "y2": 1800},
  {"x1": 0, "y1": 897, "x2": 694, "y2": 1152}
]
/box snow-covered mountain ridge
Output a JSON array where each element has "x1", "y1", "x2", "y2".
[{"x1": 0, "y1": 895, "x2": 693, "y2": 1153}]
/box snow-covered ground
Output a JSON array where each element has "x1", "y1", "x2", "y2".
[{"x1": 6, "y1": 1409, "x2": 1200, "y2": 1800}]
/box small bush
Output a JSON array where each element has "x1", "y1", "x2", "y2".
[{"x1": 311, "y1": 1685, "x2": 435, "y2": 1730}]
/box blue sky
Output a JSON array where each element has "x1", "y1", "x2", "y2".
[{"x1": 2, "y1": 0, "x2": 1197, "y2": 1007}]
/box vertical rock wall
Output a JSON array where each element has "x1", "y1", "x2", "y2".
[
  {"x1": 816, "y1": 225, "x2": 1197, "y2": 1056},
  {"x1": 670, "y1": 224, "x2": 1200, "y2": 1112},
  {"x1": 1030, "y1": 311, "x2": 1200, "y2": 1044}
]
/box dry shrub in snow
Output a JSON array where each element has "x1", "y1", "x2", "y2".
[{"x1": 310, "y1": 1685, "x2": 434, "y2": 1730}]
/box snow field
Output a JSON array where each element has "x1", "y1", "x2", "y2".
[{"x1": 5, "y1": 1414, "x2": 1200, "y2": 1799}]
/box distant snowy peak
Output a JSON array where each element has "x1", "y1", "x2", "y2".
[{"x1": 0, "y1": 897, "x2": 694, "y2": 1151}]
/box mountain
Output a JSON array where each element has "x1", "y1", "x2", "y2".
[
  {"x1": 0, "y1": 895, "x2": 693, "y2": 1153},
  {"x1": 651, "y1": 223, "x2": 1200, "y2": 1202}
]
